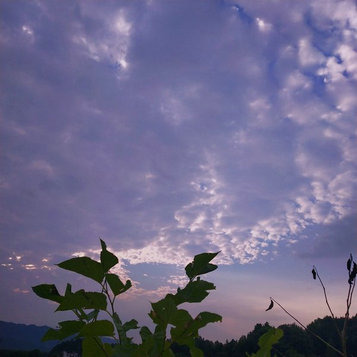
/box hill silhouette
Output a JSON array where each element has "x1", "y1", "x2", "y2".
[{"x1": 0, "y1": 321, "x2": 57, "y2": 352}]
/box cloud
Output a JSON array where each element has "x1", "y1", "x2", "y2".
[
  {"x1": 0, "y1": 0, "x2": 356, "y2": 275},
  {"x1": 298, "y1": 37, "x2": 325, "y2": 67}
]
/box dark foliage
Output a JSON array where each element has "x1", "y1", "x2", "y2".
[
  {"x1": 3, "y1": 315, "x2": 356, "y2": 356},
  {"x1": 307, "y1": 316, "x2": 357, "y2": 356},
  {"x1": 48, "y1": 338, "x2": 82, "y2": 356},
  {"x1": 171, "y1": 315, "x2": 357, "y2": 357},
  {"x1": 275, "y1": 324, "x2": 314, "y2": 357}
]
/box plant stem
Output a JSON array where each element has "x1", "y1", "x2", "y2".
[
  {"x1": 270, "y1": 297, "x2": 344, "y2": 356},
  {"x1": 101, "y1": 280, "x2": 120, "y2": 343},
  {"x1": 313, "y1": 266, "x2": 335, "y2": 319},
  {"x1": 313, "y1": 265, "x2": 343, "y2": 348},
  {"x1": 341, "y1": 279, "x2": 356, "y2": 357}
]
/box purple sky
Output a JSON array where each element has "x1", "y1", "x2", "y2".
[{"x1": 1, "y1": 0, "x2": 356, "y2": 341}]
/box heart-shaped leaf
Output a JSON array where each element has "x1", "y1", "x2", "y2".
[{"x1": 57, "y1": 257, "x2": 104, "y2": 283}]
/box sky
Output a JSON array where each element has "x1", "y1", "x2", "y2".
[{"x1": 0, "y1": 0, "x2": 356, "y2": 342}]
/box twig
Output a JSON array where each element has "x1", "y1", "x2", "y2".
[
  {"x1": 341, "y1": 276, "x2": 356, "y2": 356},
  {"x1": 313, "y1": 266, "x2": 342, "y2": 340},
  {"x1": 270, "y1": 297, "x2": 344, "y2": 357},
  {"x1": 313, "y1": 266, "x2": 335, "y2": 319}
]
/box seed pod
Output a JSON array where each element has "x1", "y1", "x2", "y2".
[
  {"x1": 351, "y1": 263, "x2": 357, "y2": 280},
  {"x1": 266, "y1": 299, "x2": 274, "y2": 311},
  {"x1": 347, "y1": 258, "x2": 352, "y2": 272},
  {"x1": 312, "y1": 268, "x2": 317, "y2": 280}
]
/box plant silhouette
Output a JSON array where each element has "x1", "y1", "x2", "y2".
[
  {"x1": 266, "y1": 254, "x2": 356, "y2": 357},
  {"x1": 33, "y1": 239, "x2": 222, "y2": 357}
]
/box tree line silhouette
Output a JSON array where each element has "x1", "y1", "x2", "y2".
[{"x1": 172, "y1": 315, "x2": 357, "y2": 356}]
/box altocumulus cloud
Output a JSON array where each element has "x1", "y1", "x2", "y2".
[{"x1": 0, "y1": 0, "x2": 356, "y2": 298}]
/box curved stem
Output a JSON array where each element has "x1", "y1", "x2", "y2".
[
  {"x1": 313, "y1": 266, "x2": 335, "y2": 319},
  {"x1": 341, "y1": 279, "x2": 356, "y2": 357},
  {"x1": 270, "y1": 297, "x2": 344, "y2": 357},
  {"x1": 101, "y1": 280, "x2": 120, "y2": 343},
  {"x1": 313, "y1": 265, "x2": 343, "y2": 348}
]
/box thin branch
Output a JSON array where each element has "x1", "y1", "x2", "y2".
[
  {"x1": 270, "y1": 297, "x2": 307, "y2": 330},
  {"x1": 313, "y1": 266, "x2": 342, "y2": 339},
  {"x1": 347, "y1": 279, "x2": 355, "y2": 313},
  {"x1": 342, "y1": 279, "x2": 356, "y2": 357},
  {"x1": 101, "y1": 280, "x2": 120, "y2": 343},
  {"x1": 313, "y1": 266, "x2": 335, "y2": 319},
  {"x1": 270, "y1": 297, "x2": 344, "y2": 357}
]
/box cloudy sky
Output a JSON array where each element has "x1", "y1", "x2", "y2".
[{"x1": 1, "y1": 0, "x2": 356, "y2": 341}]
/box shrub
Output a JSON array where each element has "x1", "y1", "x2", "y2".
[{"x1": 33, "y1": 240, "x2": 222, "y2": 357}]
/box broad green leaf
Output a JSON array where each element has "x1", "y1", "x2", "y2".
[
  {"x1": 106, "y1": 273, "x2": 131, "y2": 295},
  {"x1": 58, "y1": 320, "x2": 86, "y2": 336},
  {"x1": 170, "y1": 324, "x2": 194, "y2": 344},
  {"x1": 100, "y1": 239, "x2": 118, "y2": 273},
  {"x1": 138, "y1": 327, "x2": 172, "y2": 357},
  {"x1": 169, "y1": 310, "x2": 194, "y2": 345},
  {"x1": 256, "y1": 328, "x2": 283, "y2": 357},
  {"x1": 57, "y1": 257, "x2": 104, "y2": 283},
  {"x1": 32, "y1": 284, "x2": 62, "y2": 303},
  {"x1": 56, "y1": 290, "x2": 107, "y2": 311},
  {"x1": 145, "y1": 325, "x2": 166, "y2": 357},
  {"x1": 123, "y1": 319, "x2": 139, "y2": 332},
  {"x1": 149, "y1": 294, "x2": 177, "y2": 326},
  {"x1": 42, "y1": 320, "x2": 85, "y2": 341},
  {"x1": 131, "y1": 327, "x2": 155, "y2": 357},
  {"x1": 65, "y1": 283, "x2": 72, "y2": 296},
  {"x1": 185, "y1": 252, "x2": 219, "y2": 280},
  {"x1": 112, "y1": 312, "x2": 133, "y2": 345},
  {"x1": 79, "y1": 320, "x2": 115, "y2": 337},
  {"x1": 173, "y1": 311, "x2": 221, "y2": 340},
  {"x1": 174, "y1": 280, "x2": 216, "y2": 305},
  {"x1": 82, "y1": 337, "x2": 112, "y2": 357},
  {"x1": 171, "y1": 311, "x2": 221, "y2": 345},
  {"x1": 170, "y1": 309, "x2": 192, "y2": 327},
  {"x1": 248, "y1": 328, "x2": 284, "y2": 357},
  {"x1": 139, "y1": 326, "x2": 153, "y2": 342},
  {"x1": 194, "y1": 312, "x2": 222, "y2": 328}
]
